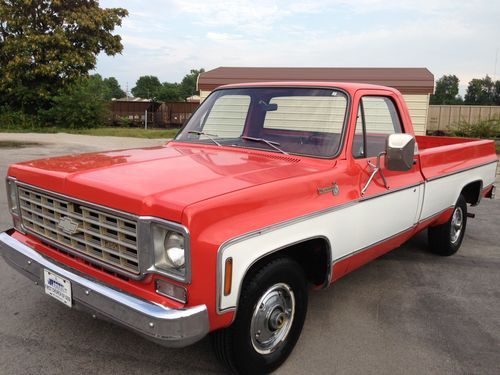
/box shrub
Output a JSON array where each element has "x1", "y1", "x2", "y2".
[
  {"x1": 40, "y1": 76, "x2": 110, "y2": 129},
  {"x1": 448, "y1": 117, "x2": 500, "y2": 139},
  {"x1": 115, "y1": 116, "x2": 134, "y2": 127},
  {"x1": 0, "y1": 106, "x2": 43, "y2": 129}
]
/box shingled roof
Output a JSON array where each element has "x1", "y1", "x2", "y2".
[{"x1": 198, "y1": 67, "x2": 434, "y2": 95}]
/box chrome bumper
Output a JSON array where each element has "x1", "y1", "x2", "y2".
[{"x1": 0, "y1": 231, "x2": 209, "y2": 348}]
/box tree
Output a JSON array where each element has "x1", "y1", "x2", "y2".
[
  {"x1": 430, "y1": 75, "x2": 463, "y2": 104},
  {"x1": 42, "y1": 75, "x2": 110, "y2": 128},
  {"x1": 464, "y1": 75, "x2": 496, "y2": 105},
  {"x1": 180, "y1": 68, "x2": 205, "y2": 99},
  {"x1": 0, "y1": 0, "x2": 128, "y2": 111},
  {"x1": 131, "y1": 69, "x2": 205, "y2": 102},
  {"x1": 493, "y1": 80, "x2": 500, "y2": 105},
  {"x1": 103, "y1": 77, "x2": 125, "y2": 100},
  {"x1": 131, "y1": 76, "x2": 162, "y2": 99},
  {"x1": 156, "y1": 82, "x2": 182, "y2": 102}
]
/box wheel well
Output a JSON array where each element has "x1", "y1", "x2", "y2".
[
  {"x1": 461, "y1": 180, "x2": 482, "y2": 206},
  {"x1": 242, "y1": 238, "x2": 331, "y2": 289}
]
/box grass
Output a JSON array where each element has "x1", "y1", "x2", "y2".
[{"x1": 0, "y1": 127, "x2": 179, "y2": 139}]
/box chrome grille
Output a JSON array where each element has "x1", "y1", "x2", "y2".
[{"x1": 18, "y1": 186, "x2": 140, "y2": 274}]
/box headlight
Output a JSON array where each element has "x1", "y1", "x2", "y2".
[
  {"x1": 152, "y1": 224, "x2": 188, "y2": 280},
  {"x1": 6, "y1": 178, "x2": 19, "y2": 216},
  {"x1": 164, "y1": 232, "x2": 185, "y2": 268}
]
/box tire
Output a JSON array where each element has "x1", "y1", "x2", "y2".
[
  {"x1": 428, "y1": 195, "x2": 467, "y2": 256},
  {"x1": 212, "y1": 257, "x2": 308, "y2": 375}
]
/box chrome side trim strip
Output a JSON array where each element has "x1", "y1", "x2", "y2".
[
  {"x1": 424, "y1": 160, "x2": 498, "y2": 182},
  {"x1": 358, "y1": 182, "x2": 422, "y2": 202}
]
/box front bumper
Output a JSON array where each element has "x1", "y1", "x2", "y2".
[{"x1": 0, "y1": 231, "x2": 209, "y2": 348}]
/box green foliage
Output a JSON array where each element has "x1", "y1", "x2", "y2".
[
  {"x1": 157, "y1": 82, "x2": 182, "y2": 102},
  {"x1": 0, "y1": 106, "x2": 42, "y2": 129},
  {"x1": 464, "y1": 75, "x2": 500, "y2": 105},
  {"x1": 131, "y1": 76, "x2": 162, "y2": 99},
  {"x1": 114, "y1": 116, "x2": 134, "y2": 127},
  {"x1": 448, "y1": 117, "x2": 500, "y2": 139},
  {"x1": 103, "y1": 77, "x2": 125, "y2": 100},
  {"x1": 41, "y1": 75, "x2": 110, "y2": 128},
  {"x1": 131, "y1": 69, "x2": 204, "y2": 102},
  {"x1": 0, "y1": 0, "x2": 127, "y2": 111},
  {"x1": 430, "y1": 75, "x2": 463, "y2": 104},
  {"x1": 180, "y1": 68, "x2": 205, "y2": 99}
]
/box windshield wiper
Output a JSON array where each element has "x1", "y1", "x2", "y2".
[
  {"x1": 188, "y1": 131, "x2": 221, "y2": 146},
  {"x1": 240, "y1": 136, "x2": 288, "y2": 154}
]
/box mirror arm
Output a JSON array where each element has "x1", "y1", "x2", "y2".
[{"x1": 361, "y1": 151, "x2": 390, "y2": 196}]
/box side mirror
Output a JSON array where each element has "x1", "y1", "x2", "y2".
[{"x1": 385, "y1": 134, "x2": 416, "y2": 171}]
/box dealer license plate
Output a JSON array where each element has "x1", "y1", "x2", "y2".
[{"x1": 44, "y1": 269, "x2": 72, "y2": 307}]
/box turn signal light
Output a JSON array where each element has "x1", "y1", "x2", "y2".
[
  {"x1": 224, "y1": 258, "x2": 233, "y2": 296},
  {"x1": 155, "y1": 279, "x2": 187, "y2": 304}
]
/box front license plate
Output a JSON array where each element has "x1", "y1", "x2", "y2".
[{"x1": 44, "y1": 269, "x2": 72, "y2": 307}]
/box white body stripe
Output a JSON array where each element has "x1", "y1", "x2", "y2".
[
  {"x1": 420, "y1": 163, "x2": 497, "y2": 220},
  {"x1": 217, "y1": 162, "x2": 497, "y2": 313}
]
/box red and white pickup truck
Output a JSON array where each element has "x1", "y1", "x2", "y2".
[{"x1": 1, "y1": 82, "x2": 497, "y2": 374}]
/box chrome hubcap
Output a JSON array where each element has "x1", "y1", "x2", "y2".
[
  {"x1": 250, "y1": 283, "x2": 295, "y2": 354},
  {"x1": 450, "y1": 206, "x2": 463, "y2": 244}
]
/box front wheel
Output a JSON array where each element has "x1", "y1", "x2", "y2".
[
  {"x1": 428, "y1": 194, "x2": 467, "y2": 256},
  {"x1": 212, "y1": 257, "x2": 308, "y2": 374}
]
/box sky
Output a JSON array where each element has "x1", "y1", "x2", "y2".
[{"x1": 96, "y1": 0, "x2": 500, "y2": 96}]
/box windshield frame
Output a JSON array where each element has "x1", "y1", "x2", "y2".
[{"x1": 173, "y1": 85, "x2": 352, "y2": 159}]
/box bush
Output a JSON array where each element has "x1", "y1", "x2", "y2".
[
  {"x1": 114, "y1": 116, "x2": 134, "y2": 127},
  {"x1": 448, "y1": 117, "x2": 500, "y2": 139},
  {"x1": 0, "y1": 106, "x2": 43, "y2": 130},
  {"x1": 40, "y1": 76, "x2": 111, "y2": 129}
]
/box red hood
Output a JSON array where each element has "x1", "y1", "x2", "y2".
[{"x1": 9, "y1": 143, "x2": 331, "y2": 222}]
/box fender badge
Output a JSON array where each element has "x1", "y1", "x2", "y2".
[
  {"x1": 317, "y1": 182, "x2": 340, "y2": 196},
  {"x1": 57, "y1": 216, "x2": 80, "y2": 235}
]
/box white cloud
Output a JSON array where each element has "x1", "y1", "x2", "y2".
[
  {"x1": 96, "y1": 0, "x2": 500, "y2": 90},
  {"x1": 206, "y1": 32, "x2": 243, "y2": 41}
]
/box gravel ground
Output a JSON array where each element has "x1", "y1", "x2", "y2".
[{"x1": 0, "y1": 133, "x2": 499, "y2": 375}]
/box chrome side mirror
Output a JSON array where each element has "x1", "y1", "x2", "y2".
[{"x1": 385, "y1": 134, "x2": 416, "y2": 171}]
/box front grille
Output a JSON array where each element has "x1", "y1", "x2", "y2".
[{"x1": 18, "y1": 186, "x2": 140, "y2": 274}]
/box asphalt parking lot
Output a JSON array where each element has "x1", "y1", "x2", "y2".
[{"x1": 0, "y1": 133, "x2": 499, "y2": 375}]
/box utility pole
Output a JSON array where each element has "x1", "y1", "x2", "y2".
[{"x1": 494, "y1": 48, "x2": 499, "y2": 81}]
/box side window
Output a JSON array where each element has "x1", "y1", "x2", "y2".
[{"x1": 352, "y1": 96, "x2": 402, "y2": 158}]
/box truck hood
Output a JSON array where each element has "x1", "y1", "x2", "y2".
[{"x1": 9, "y1": 143, "x2": 330, "y2": 222}]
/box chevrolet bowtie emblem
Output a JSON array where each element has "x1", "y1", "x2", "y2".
[{"x1": 57, "y1": 216, "x2": 80, "y2": 235}]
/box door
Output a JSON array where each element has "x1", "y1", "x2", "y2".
[{"x1": 342, "y1": 91, "x2": 424, "y2": 258}]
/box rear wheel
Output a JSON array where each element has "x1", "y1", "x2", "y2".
[
  {"x1": 428, "y1": 195, "x2": 467, "y2": 256},
  {"x1": 212, "y1": 257, "x2": 308, "y2": 374}
]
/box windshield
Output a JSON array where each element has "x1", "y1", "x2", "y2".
[{"x1": 175, "y1": 87, "x2": 348, "y2": 158}]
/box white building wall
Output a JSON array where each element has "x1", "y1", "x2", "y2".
[{"x1": 402, "y1": 94, "x2": 430, "y2": 135}]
